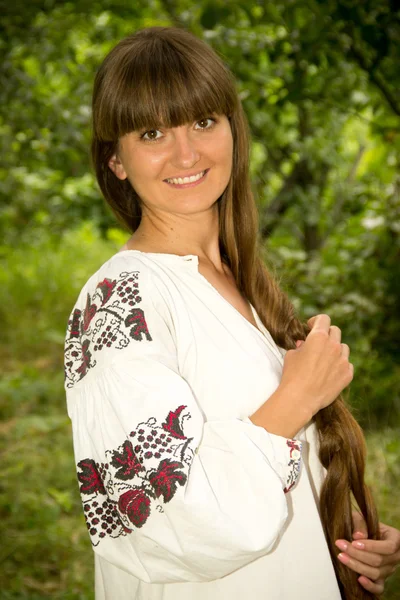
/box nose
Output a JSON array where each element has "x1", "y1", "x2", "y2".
[{"x1": 171, "y1": 127, "x2": 200, "y2": 169}]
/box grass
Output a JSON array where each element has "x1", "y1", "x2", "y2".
[
  {"x1": 0, "y1": 224, "x2": 119, "y2": 598},
  {"x1": 0, "y1": 225, "x2": 399, "y2": 598}
]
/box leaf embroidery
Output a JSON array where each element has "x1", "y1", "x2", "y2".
[
  {"x1": 111, "y1": 440, "x2": 145, "y2": 480},
  {"x1": 148, "y1": 458, "x2": 188, "y2": 503}
]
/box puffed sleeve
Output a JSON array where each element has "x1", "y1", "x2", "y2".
[{"x1": 64, "y1": 257, "x2": 302, "y2": 584}]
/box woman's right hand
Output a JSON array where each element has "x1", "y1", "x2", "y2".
[
  {"x1": 249, "y1": 313, "x2": 353, "y2": 438},
  {"x1": 280, "y1": 313, "x2": 353, "y2": 417}
]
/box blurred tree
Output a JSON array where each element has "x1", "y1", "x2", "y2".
[{"x1": 0, "y1": 0, "x2": 399, "y2": 424}]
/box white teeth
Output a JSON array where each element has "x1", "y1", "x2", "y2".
[{"x1": 167, "y1": 170, "x2": 206, "y2": 185}]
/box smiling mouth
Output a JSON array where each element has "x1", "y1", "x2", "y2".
[{"x1": 164, "y1": 169, "x2": 209, "y2": 185}]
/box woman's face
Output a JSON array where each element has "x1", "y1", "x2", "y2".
[{"x1": 108, "y1": 114, "x2": 233, "y2": 218}]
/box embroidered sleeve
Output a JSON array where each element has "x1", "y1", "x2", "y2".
[
  {"x1": 76, "y1": 404, "x2": 195, "y2": 546},
  {"x1": 64, "y1": 269, "x2": 151, "y2": 388},
  {"x1": 240, "y1": 417, "x2": 302, "y2": 493},
  {"x1": 64, "y1": 258, "x2": 299, "y2": 584}
]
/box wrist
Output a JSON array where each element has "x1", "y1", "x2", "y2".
[{"x1": 249, "y1": 383, "x2": 312, "y2": 439}]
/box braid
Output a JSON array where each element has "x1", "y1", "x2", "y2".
[{"x1": 248, "y1": 256, "x2": 380, "y2": 599}]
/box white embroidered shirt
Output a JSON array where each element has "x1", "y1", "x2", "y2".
[{"x1": 64, "y1": 250, "x2": 341, "y2": 600}]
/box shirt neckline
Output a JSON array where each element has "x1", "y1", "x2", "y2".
[
  {"x1": 117, "y1": 248, "x2": 197, "y2": 261},
  {"x1": 117, "y1": 249, "x2": 283, "y2": 357}
]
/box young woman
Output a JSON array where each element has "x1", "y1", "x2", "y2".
[{"x1": 64, "y1": 26, "x2": 400, "y2": 599}]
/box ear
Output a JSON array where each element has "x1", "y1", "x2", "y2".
[{"x1": 108, "y1": 153, "x2": 128, "y2": 180}]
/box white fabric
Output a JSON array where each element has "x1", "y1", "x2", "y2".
[{"x1": 64, "y1": 250, "x2": 341, "y2": 599}]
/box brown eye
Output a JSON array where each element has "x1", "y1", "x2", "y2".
[
  {"x1": 141, "y1": 129, "x2": 162, "y2": 142},
  {"x1": 195, "y1": 118, "x2": 215, "y2": 130}
]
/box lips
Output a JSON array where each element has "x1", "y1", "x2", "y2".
[
  {"x1": 164, "y1": 168, "x2": 210, "y2": 188},
  {"x1": 164, "y1": 169, "x2": 209, "y2": 185}
]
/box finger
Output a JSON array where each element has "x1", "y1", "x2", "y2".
[
  {"x1": 348, "y1": 362, "x2": 354, "y2": 379},
  {"x1": 358, "y1": 576, "x2": 385, "y2": 596},
  {"x1": 329, "y1": 325, "x2": 342, "y2": 343},
  {"x1": 379, "y1": 522, "x2": 400, "y2": 552},
  {"x1": 351, "y1": 538, "x2": 400, "y2": 557},
  {"x1": 307, "y1": 314, "x2": 331, "y2": 334},
  {"x1": 336, "y1": 540, "x2": 391, "y2": 569},
  {"x1": 353, "y1": 531, "x2": 368, "y2": 541},
  {"x1": 352, "y1": 511, "x2": 368, "y2": 537},
  {"x1": 340, "y1": 343, "x2": 350, "y2": 359},
  {"x1": 307, "y1": 315, "x2": 317, "y2": 328},
  {"x1": 337, "y1": 552, "x2": 395, "y2": 580}
]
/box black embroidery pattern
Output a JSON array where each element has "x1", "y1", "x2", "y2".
[
  {"x1": 64, "y1": 270, "x2": 152, "y2": 387},
  {"x1": 76, "y1": 405, "x2": 195, "y2": 546},
  {"x1": 283, "y1": 439, "x2": 302, "y2": 493}
]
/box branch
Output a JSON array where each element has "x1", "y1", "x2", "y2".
[
  {"x1": 303, "y1": 223, "x2": 321, "y2": 254},
  {"x1": 323, "y1": 144, "x2": 366, "y2": 243},
  {"x1": 260, "y1": 158, "x2": 311, "y2": 239},
  {"x1": 349, "y1": 43, "x2": 400, "y2": 117}
]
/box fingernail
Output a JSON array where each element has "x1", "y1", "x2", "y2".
[
  {"x1": 352, "y1": 541, "x2": 365, "y2": 549},
  {"x1": 335, "y1": 540, "x2": 348, "y2": 551},
  {"x1": 338, "y1": 553, "x2": 349, "y2": 563},
  {"x1": 353, "y1": 531, "x2": 366, "y2": 538}
]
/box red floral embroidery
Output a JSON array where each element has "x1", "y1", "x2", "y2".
[
  {"x1": 283, "y1": 439, "x2": 302, "y2": 493},
  {"x1": 118, "y1": 489, "x2": 151, "y2": 528},
  {"x1": 124, "y1": 308, "x2": 153, "y2": 341},
  {"x1": 77, "y1": 459, "x2": 106, "y2": 495},
  {"x1": 111, "y1": 440, "x2": 144, "y2": 480},
  {"x1": 97, "y1": 278, "x2": 116, "y2": 305},
  {"x1": 149, "y1": 459, "x2": 188, "y2": 502},
  {"x1": 64, "y1": 270, "x2": 152, "y2": 387},
  {"x1": 83, "y1": 294, "x2": 97, "y2": 331},
  {"x1": 76, "y1": 405, "x2": 195, "y2": 546},
  {"x1": 76, "y1": 339, "x2": 92, "y2": 380},
  {"x1": 69, "y1": 308, "x2": 81, "y2": 338},
  {"x1": 162, "y1": 405, "x2": 188, "y2": 439}
]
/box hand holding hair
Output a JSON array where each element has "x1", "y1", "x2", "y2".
[
  {"x1": 280, "y1": 313, "x2": 354, "y2": 417},
  {"x1": 334, "y1": 511, "x2": 400, "y2": 596},
  {"x1": 250, "y1": 313, "x2": 354, "y2": 438}
]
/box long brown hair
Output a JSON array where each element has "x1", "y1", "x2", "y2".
[{"x1": 91, "y1": 26, "x2": 380, "y2": 599}]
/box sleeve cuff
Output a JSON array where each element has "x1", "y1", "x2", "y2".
[
  {"x1": 241, "y1": 417, "x2": 302, "y2": 493},
  {"x1": 282, "y1": 439, "x2": 302, "y2": 493}
]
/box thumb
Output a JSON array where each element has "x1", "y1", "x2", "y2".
[{"x1": 352, "y1": 511, "x2": 368, "y2": 539}]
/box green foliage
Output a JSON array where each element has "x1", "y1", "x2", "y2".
[
  {"x1": 0, "y1": 225, "x2": 120, "y2": 598},
  {"x1": 0, "y1": 415, "x2": 93, "y2": 599},
  {"x1": 0, "y1": 223, "x2": 122, "y2": 365}
]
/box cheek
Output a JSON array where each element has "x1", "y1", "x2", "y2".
[
  {"x1": 213, "y1": 140, "x2": 233, "y2": 180},
  {"x1": 127, "y1": 149, "x2": 167, "y2": 186},
  {"x1": 212, "y1": 129, "x2": 233, "y2": 169}
]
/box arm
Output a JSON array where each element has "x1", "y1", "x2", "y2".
[{"x1": 64, "y1": 258, "x2": 302, "y2": 584}]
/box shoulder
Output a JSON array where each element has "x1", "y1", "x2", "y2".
[
  {"x1": 64, "y1": 251, "x2": 173, "y2": 390},
  {"x1": 68, "y1": 251, "x2": 173, "y2": 318}
]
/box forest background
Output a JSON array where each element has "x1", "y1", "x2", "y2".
[{"x1": 1, "y1": 0, "x2": 399, "y2": 597}]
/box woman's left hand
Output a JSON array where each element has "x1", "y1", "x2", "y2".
[{"x1": 335, "y1": 512, "x2": 400, "y2": 595}]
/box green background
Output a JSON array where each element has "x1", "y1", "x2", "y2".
[{"x1": 0, "y1": 0, "x2": 399, "y2": 597}]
